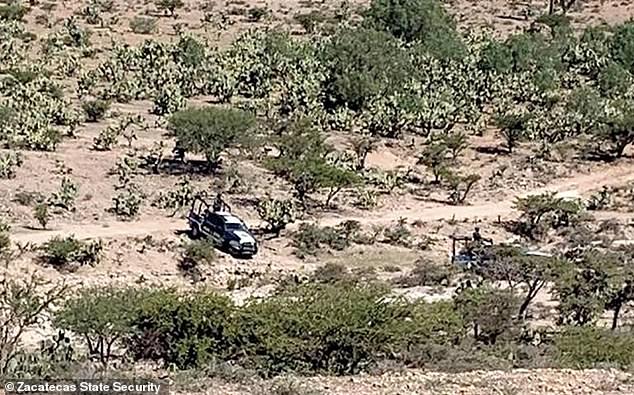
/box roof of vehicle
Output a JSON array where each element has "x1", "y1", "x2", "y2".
[{"x1": 216, "y1": 212, "x2": 243, "y2": 224}]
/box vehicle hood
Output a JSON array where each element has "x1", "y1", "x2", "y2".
[{"x1": 230, "y1": 230, "x2": 256, "y2": 244}]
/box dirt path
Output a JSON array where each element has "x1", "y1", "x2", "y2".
[{"x1": 10, "y1": 163, "x2": 634, "y2": 245}]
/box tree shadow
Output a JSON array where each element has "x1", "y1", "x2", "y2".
[
  {"x1": 140, "y1": 158, "x2": 216, "y2": 176},
  {"x1": 474, "y1": 145, "x2": 509, "y2": 156}
]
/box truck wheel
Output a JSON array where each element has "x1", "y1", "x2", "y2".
[{"x1": 190, "y1": 225, "x2": 200, "y2": 239}]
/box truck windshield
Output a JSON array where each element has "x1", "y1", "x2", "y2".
[{"x1": 225, "y1": 223, "x2": 246, "y2": 231}]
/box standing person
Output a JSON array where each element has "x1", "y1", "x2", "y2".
[
  {"x1": 472, "y1": 227, "x2": 483, "y2": 243},
  {"x1": 212, "y1": 192, "x2": 225, "y2": 212}
]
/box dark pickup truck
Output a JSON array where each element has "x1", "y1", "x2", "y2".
[{"x1": 187, "y1": 198, "x2": 258, "y2": 258}]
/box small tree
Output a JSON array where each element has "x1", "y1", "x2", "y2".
[
  {"x1": 418, "y1": 142, "x2": 449, "y2": 184},
  {"x1": 167, "y1": 107, "x2": 256, "y2": 172},
  {"x1": 443, "y1": 170, "x2": 480, "y2": 205},
  {"x1": 554, "y1": 257, "x2": 608, "y2": 327},
  {"x1": 81, "y1": 99, "x2": 111, "y2": 122},
  {"x1": 440, "y1": 130, "x2": 469, "y2": 160},
  {"x1": 512, "y1": 193, "x2": 583, "y2": 240},
  {"x1": 494, "y1": 111, "x2": 532, "y2": 153},
  {"x1": 55, "y1": 286, "x2": 140, "y2": 365},
  {"x1": 257, "y1": 196, "x2": 297, "y2": 237},
  {"x1": 33, "y1": 203, "x2": 50, "y2": 230},
  {"x1": 592, "y1": 99, "x2": 634, "y2": 159},
  {"x1": 0, "y1": 274, "x2": 69, "y2": 375},
  {"x1": 364, "y1": 0, "x2": 462, "y2": 57},
  {"x1": 320, "y1": 165, "x2": 361, "y2": 207},
  {"x1": 481, "y1": 246, "x2": 556, "y2": 319},
  {"x1": 454, "y1": 285, "x2": 518, "y2": 345},
  {"x1": 0, "y1": 152, "x2": 24, "y2": 179}
]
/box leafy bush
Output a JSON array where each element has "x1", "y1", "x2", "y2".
[
  {"x1": 55, "y1": 286, "x2": 141, "y2": 364},
  {"x1": 364, "y1": 0, "x2": 462, "y2": 58},
  {"x1": 395, "y1": 259, "x2": 453, "y2": 287},
  {"x1": 443, "y1": 170, "x2": 481, "y2": 205},
  {"x1": 233, "y1": 283, "x2": 464, "y2": 375},
  {"x1": 454, "y1": 285, "x2": 518, "y2": 345},
  {"x1": 180, "y1": 239, "x2": 216, "y2": 269},
  {"x1": 257, "y1": 196, "x2": 297, "y2": 237},
  {"x1": 494, "y1": 111, "x2": 532, "y2": 153},
  {"x1": 0, "y1": 274, "x2": 69, "y2": 376},
  {"x1": 128, "y1": 289, "x2": 235, "y2": 368},
  {"x1": 321, "y1": 27, "x2": 410, "y2": 111},
  {"x1": 111, "y1": 184, "x2": 144, "y2": 219},
  {"x1": 55, "y1": 282, "x2": 470, "y2": 375},
  {"x1": 555, "y1": 327, "x2": 634, "y2": 369},
  {"x1": 39, "y1": 236, "x2": 103, "y2": 269},
  {"x1": 291, "y1": 223, "x2": 355, "y2": 258},
  {"x1": 130, "y1": 16, "x2": 157, "y2": 34},
  {"x1": 81, "y1": 99, "x2": 110, "y2": 122},
  {"x1": 0, "y1": 151, "x2": 23, "y2": 179},
  {"x1": 48, "y1": 177, "x2": 78, "y2": 211},
  {"x1": 152, "y1": 84, "x2": 186, "y2": 115},
  {"x1": 167, "y1": 107, "x2": 256, "y2": 171},
  {"x1": 33, "y1": 203, "x2": 50, "y2": 230},
  {"x1": 512, "y1": 193, "x2": 583, "y2": 240},
  {"x1": 0, "y1": 3, "x2": 30, "y2": 21},
  {"x1": 266, "y1": 119, "x2": 359, "y2": 206},
  {"x1": 294, "y1": 11, "x2": 327, "y2": 34}
]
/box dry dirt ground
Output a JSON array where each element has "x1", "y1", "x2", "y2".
[
  {"x1": 199, "y1": 369, "x2": 634, "y2": 395},
  {"x1": 4, "y1": 0, "x2": 634, "y2": 393}
]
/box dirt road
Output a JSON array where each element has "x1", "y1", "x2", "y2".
[{"x1": 10, "y1": 163, "x2": 634, "y2": 245}]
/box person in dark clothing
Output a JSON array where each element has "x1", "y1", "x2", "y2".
[
  {"x1": 212, "y1": 192, "x2": 230, "y2": 212},
  {"x1": 473, "y1": 227, "x2": 482, "y2": 242}
]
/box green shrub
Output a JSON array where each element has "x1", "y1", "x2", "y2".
[
  {"x1": 33, "y1": 203, "x2": 50, "y2": 230},
  {"x1": 321, "y1": 27, "x2": 409, "y2": 111},
  {"x1": 294, "y1": 11, "x2": 327, "y2": 33},
  {"x1": 0, "y1": 151, "x2": 24, "y2": 179},
  {"x1": 55, "y1": 286, "x2": 141, "y2": 364},
  {"x1": 39, "y1": 236, "x2": 103, "y2": 269},
  {"x1": 81, "y1": 99, "x2": 110, "y2": 122},
  {"x1": 130, "y1": 16, "x2": 157, "y2": 34},
  {"x1": 290, "y1": 223, "x2": 352, "y2": 258},
  {"x1": 129, "y1": 289, "x2": 235, "y2": 368},
  {"x1": 180, "y1": 239, "x2": 216, "y2": 269},
  {"x1": 111, "y1": 184, "x2": 144, "y2": 219},
  {"x1": 233, "y1": 283, "x2": 464, "y2": 375},
  {"x1": 395, "y1": 259, "x2": 453, "y2": 287},
  {"x1": 256, "y1": 196, "x2": 296, "y2": 237},
  {"x1": 48, "y1": 177, "x2": 78, "y2": 211},
  {"x1": 454, "y1": 286, "x2": 518, "y2": 345},
  {"x1": 555, "y1": 327, "x2": 634, "y2": 369},
  {"x1": 364, "y1": 0, "x2": 463, "y2": 58},
  {"x1": 53, "y1": 282, "x2": 470, "y2": 375},
  {"x1": 310, "y1": 262, "x2": 353, "y2": 284},
  {"x1": 167, "y1": 106, "x2": 256, "y2": 171},
  {"x1": 0, "y1": 3, "x2": 30, "y2": 21}
]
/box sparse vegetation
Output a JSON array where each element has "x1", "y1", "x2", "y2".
[
  {"x1": 129, "y1": 16, "x2": 157, "y2": 34},
  {"x1": 3, "y1": 0, "x2": 634, "y2": 388},
  {"x1": 39, "y1": 236, "x2": 103, "y2": 269}
]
